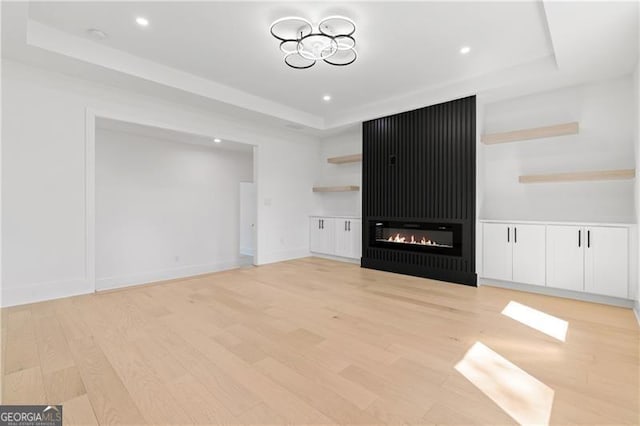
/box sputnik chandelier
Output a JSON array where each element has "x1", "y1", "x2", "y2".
[{"x1": 269, "y1": 16, "x2": 357, "y2": 69}]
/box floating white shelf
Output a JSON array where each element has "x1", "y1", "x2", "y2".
[
  {"x1": 519, "y1": 169, "x2": 635, "y2": 184},
  {"x1": 327, "y1": 154, "x2": 362, "y2": 164},
  {"x1": 482, "y1": 122, "x2": 579, "y2": 145},
  {"x1": 312, "y1": 185, "x2": 360, "y2": 192}
]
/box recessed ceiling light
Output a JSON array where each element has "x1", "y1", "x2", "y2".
[
  {"x1": 136, "y1": 17, "x2": 149, "y2": 27},
  {"x1": 213, "y1": 138, "x2": 222, "y2": 143},
  {"x1": 460, "y1": 46, "x2": 471, "y2": 55},
  {"x1": 86, "y1": 28, "x2": 108, "y2": 40},
  {"x1": 323, "y1": 95, "x2": 332, "y2": 101}
]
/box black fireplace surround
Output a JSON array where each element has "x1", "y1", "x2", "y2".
[{"x1": 361, "y1": 96, "x2": 477, "y2": 286}]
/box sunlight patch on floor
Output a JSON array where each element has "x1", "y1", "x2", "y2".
[
  {"x1": 502, "y1": 301, "x2": 568, "y2": 342},
  {"x1": 455, "y1": 341, "x2": 554, "y2": 426}
]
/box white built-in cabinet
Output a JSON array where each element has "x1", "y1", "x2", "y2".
[
  {"x1": 547, "y1": 225, "x2": 628, "y2": 298},
  {"x1": 482, "y1": 223, "x2": 545, "y2": 285},
  {"x1": 310, "y1": 216, "x2": 361, "y2": 259},
  {"x1": 482, "y1": 221, "x2": 630, "y2": 299}
]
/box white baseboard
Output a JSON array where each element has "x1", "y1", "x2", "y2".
[
  {"x1": 310, "y1": 252, "x2": 360, "y2": 264},
  {"x1": 256, "y1": 247, "x2": 310, "y2": 265},
  {"x1": 96, "y1": 260, "x2": 242, "y2": 291},
  {"x1": 2, "y1": 278, "x2": 93, "y2": 308},
  {"x1": 479, "y1": 278, "x2": 635, "y2": 308}
]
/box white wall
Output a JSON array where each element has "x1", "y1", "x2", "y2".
[
  {"x1": 318, "y1": 77, "x2": 636, "y2": 225},
  {"x1": 634, "y1": 61, "x2": 640, "y2": 316},
  {"x1": 95, "y1": 128, "x2": 252, "y2": 290},
  {"x1": 314, "y1": 128, "x2": 362, "y2": 217},
  {"x1": 1, "y1": 60, "x2": 319, "y2": 307},
  {"x1": 480, "y1": 76, "x2": 636, "y2": 223}
]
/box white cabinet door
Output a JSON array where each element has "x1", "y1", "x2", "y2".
[
  {"x1": 483, "y1": 223, "x2": 512, "y2": 281},
  {"x1": 334, "y1": 219, "x2": 351, "y2": 257},
  {"x1": 310, "y1": 217, "x2": 335, "y2": 254},
  {"x1": 309, "y1": 217, "x2": 323, "y2": 253},
  {"x1": 512, "y1": 224, "x2": 546, "y2": 286},
  {"x1": 546, "y1": 226, "x2": 584, "y2": 291},
  {"x1": 319, "y1": 218, "x2": 335, "y2": 254},
  {"x1": 350, "y1": 219, "x2": 362, "y2": 258},
  {"x1": 584, "y1": 227, "x2": 628, "y2": 298},
  {"x1": 335, "y1": 219, "x2": 362, "y2": 259}
]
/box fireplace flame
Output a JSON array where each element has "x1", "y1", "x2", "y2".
[{"x1": 387, "y1": 233, "x2": 438, "y2": 246}]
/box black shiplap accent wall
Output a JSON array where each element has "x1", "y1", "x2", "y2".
[{"x1": 361, "y1": 96, "x2": 477, "y2": 286}]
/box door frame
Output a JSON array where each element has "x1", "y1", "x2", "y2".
[{"x1": 239, "y1": 181, "x2": 257, "y2": 260}]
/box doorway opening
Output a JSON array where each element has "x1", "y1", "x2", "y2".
[{"x1": 91, "y1": 116, "x2": 257, "y2": 291}]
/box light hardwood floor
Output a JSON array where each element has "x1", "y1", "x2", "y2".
[{"x1": 2, "y1": 257, "x2": 638, "y2": 425}]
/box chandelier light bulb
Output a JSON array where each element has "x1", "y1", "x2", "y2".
[{"x1": 270, "y1": 16, "x2": 357, "y2": 69}]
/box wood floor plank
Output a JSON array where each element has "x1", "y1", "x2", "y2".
[
  {"x1": 234, "y1": 402, "x2": 288, "y2": 425},
  {"x1": 224, "y1": 323, "x2": 378, "y2": 410},
  {"x1": 55, "y1": 299, "x2": 94, "y2": 341},
  {"x1": 365, "y1": 395, "x2": 434, "y2": 424},
  {"x1": 150, "y1": 326, "x2": 262, "y2": 417},
  {"x1": 165, "y1": 374, "x2": 238, "y2": 425},
  {"x1": 128, "y1": 337, "x2": 189, "y2": 383},
  {"x1": 422, "y1": 402, "x2": 479, "y2": 424},
  {"x1": 4, "y1": 309, "x2": 40, "y2": 375},
  {"x1": 95, "y1": 334, "x2": 194, "y2": 425},
  {"x1": 43, "y1": 366, "x2": 86, "y2": 404},
  {"x1": 339, "y1": 364, "x2": 438, "y2": 414},
  {"x1": 438, "y1": 373, "x2": 519, "y2": 424},
  {"x1": 1, "y1": 310, "x2": 7, "y2": 378},
  {"x1": 254, "y1": 357, "x2": 381, "y2": 424},
  {"x1": 1, "y1": 257, "x2": 638, "y2": 425},
  {"x1": 2, "y1": 366, "x2": 46, "y2": 404},
  {"x1": 61, "y1": 394, "x2": 99, "y2": 425},
  {"x1": 176, "y1": 326, "x2": 334, "y2": 424},
  {"x1": 66, "y1": 336, "x2": 146, "y2": 425},
  {"x1": 35, "y1": 315, "x2": 75, "y2": 374}
]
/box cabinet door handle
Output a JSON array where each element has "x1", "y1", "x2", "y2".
[
  {"x1": 587, "y1": 230, "x2": 590, "y2": 248},
  {"x1": 578, "y1": 229, "x2": 581, "y2": 247},
  {"x1": 344, "y1": 221, "x2": 347, "y2": 231},
  {"x1": 321, "y1": 219, "x2": 324, "y2": 229},
  {"x1": 507, "y1": 227, "x2": 510, "y2": 243},
  {"x1": 348, "y1": 221, "x2": 351, "y2": 231},
  {"x1": 514, "y1": 227, "x2": 517, "y2": 244}
]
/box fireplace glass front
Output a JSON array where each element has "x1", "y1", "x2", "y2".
[{"x1": 370, "y1": 221, "x2": 462, "y2": 256}]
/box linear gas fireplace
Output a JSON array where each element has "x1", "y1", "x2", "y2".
[
  {"x1": 370, "y1": 221, "x2": 462, "y2": 256},
  {"x1": 361, "y1": 95, "x2": 477, "y2": 286}
]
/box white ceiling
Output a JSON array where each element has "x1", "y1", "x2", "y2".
[
  {"x1": 2, "y1": 1, "x2": 638, "y2": 133},
  {"x1": 27, "y1": 1, "x2": 554, "y2": 116}
]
